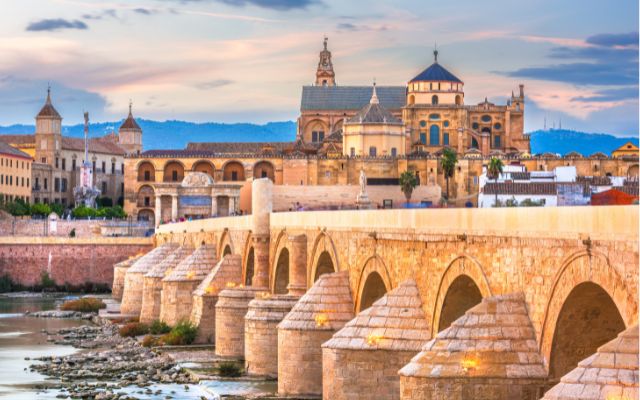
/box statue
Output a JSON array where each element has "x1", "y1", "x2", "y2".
[
  {"x1": 73, "y1": 112, "x2": 100, "y2": 207},
  {"x1": 356, "y1": 168, "x2": 372, "y2": 209}
]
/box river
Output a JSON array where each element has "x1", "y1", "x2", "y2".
[{"x1": 0, "y1": 294, "x2": 277, "y2": 399}]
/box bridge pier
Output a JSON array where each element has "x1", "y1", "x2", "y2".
[
  {"x1": 121, "y1": 243, "x2": 179, "y2": 316},
  {"x1": 322, "y1": 280, "x2": 430, "y2": 400},
  {"x1": 160, "y1": 244, "x2": 218, "y2": 326},
  {"x1": 112, "y1": 255, "x2": 142, "y2": 300},
  {"x1": 139, "y1": 246, "x2": 194, "y2": 324},
  {"x1": 278, "y1": 271, "x2": 355, "y2": 397},
  {"x1": 190, "y1": 255, "x2": 243, "y2": 344},
  {"x1": 215, "y1": 287, "x2": 262, "y2": 358},
  {"x1": 398, "y1": 293, "x2": 548, "y2": 400}
]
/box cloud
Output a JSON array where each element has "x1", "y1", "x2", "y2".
[
  {"x1": 133, "y1": 8, "x2": 158, "y2": 15},
  {"x1": 82, "y1": 9, "x2": 118, "y2": 20},
  {"x1": 194, "y1": 79, "x2": 234, "y2": 89},
  {"x1": 586, "y1": 32, "x2": 638, "y2": 48},
  {"x1": 336, "y1": 22, "x2": 388, "y2": 32},
  {"x1": 163, "y1": 0, "x2": 319, "y2": 11},
  {"x1": 572, "y1": 87, "x2": 639, "y2": 102},
  {"x1": 502, "y1": 32, "x2": 639, "y2": 87},
  {"x1": 26, "y1": 19, "x2": 89, "y2": 32}
]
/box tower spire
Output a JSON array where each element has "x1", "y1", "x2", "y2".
[
  {"x1": 323, "y1": 35, "x2": 328, "y2": 51},
  {"x1": 370, "y1": 79, "x2": 379, "y2": 104},
  {"x1": 128, "y1": 99, "x2": 133, "y2": 116},
  {"x1": 46, "y1": 83, "x2": 52, "y2": 104},
  {"x1": 433, "y1": 42, "x2": 438, "y2": 63}
]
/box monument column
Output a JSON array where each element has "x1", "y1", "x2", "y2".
[
  {"x1": 211, "y1": 195, "x2": 218, "y2": 217},
  {"x1": 287, "y1": 234, "x2": 307, "y2": 296},
  {"x1": 154, "y1": 195, "x2": 162, "y2": 227},
  {"x1": 171, "y1": 194, "x2": 178, "y2": 221},
  {"x1": 251, "y1": 178, "x2": 272, "y2": 289}
]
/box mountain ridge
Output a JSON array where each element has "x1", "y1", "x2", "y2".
[{"x1": 0, "y1": 120, "x2": 636, "y2": 156}]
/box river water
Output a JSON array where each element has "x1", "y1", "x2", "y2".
[{"x1": 0, "y1": 294, "x2": 277, "y2": 399}]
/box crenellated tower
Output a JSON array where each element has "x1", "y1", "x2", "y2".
[{"x1": 315, "y1": 36, "x2": 336, "y2": 87}]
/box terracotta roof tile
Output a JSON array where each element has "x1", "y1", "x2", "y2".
[
  {"x1": 0, "y1": 140, "x2": 32, "y2": 159},
  {"x1": 484, "y1": 182, "x2": 557, "y2": 195}
]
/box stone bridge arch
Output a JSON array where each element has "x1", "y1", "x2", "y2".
[
  {"x1": 241, "y1": 233, "x2": 254, "y2": 286},
  {"x1": 431, "y1": 255, "x2": 492, "y2": 336},
  {"x1": 307, "y1": 232, "x2": 340, "y2": 288},
  {"x1": 540, "y1": 250, "x2": 636, "y2": 378},
  {"x1": 218, "y1": 229, "x2": 234, "y2": 257},
  {"x1": 355, "y1": 255, "x2": 392, "y2": 313},
  {"x1": 270, "y1": 230, "x2": 290, "y2": 294}
]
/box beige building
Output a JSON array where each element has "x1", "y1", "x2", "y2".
[
  {"x1": 1, "y1": 90, "x2": 142, "y2": 207},
  {"x1": 0, "y1": 141, "x2": 33, "y2": 203}
]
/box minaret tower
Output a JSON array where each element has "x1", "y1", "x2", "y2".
[
  {"x1": 315, "y1": 36, "x2": 336, "y2": 87},
  {"x1": 34, "y1": 85, "x2": 62, "y2": 165},
  {"x1": 118, "y1": 100, "x2": 143, "y2": 155}
]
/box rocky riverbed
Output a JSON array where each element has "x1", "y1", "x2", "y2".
[{"x1": 27, "y1": 320, "x2": 199, "y2": 400}]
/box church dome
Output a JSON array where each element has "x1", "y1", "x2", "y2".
[{"x1": 410, "y1": 62, "x2": 463, "y2": 83}]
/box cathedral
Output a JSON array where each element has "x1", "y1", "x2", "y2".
[{"x1": 298, "y1": 38, "x2": 530, "y2": 157}]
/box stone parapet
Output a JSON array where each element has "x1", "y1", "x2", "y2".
[
  {"x1": 244, "y1": 294, "x2": 299, "y2": 378},
  {"x1": 120, "y1": 243, "x2": 179, "y2": 316},
  {"x1": 278, "y1": 271, "x2": 355, "y2": 397},
  {"x1": 398, "y1": 293, "x2": 548, "y2": 400},
  {"x1": 190, "y1": 255, "x2": 243, "y2": 344},
  {"x1": 215, "y1": 286, "x2": 263, "y2": 358},
  {"x1": 542, "y1": 324, "x2": 639, "y2": 400},
  {"x1": 322, "y1": 279, "x2": 430, "y2": 400}
]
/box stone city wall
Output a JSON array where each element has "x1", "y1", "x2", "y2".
[{"x1": 0, "y1": 236, "x2": 153, "y2": 287}]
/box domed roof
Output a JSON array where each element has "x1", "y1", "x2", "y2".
[
  {"x1": 410, "y1": 52, "x2": 463, "y2": 83},
  {"x1": 36, "y1": 87, "x2": 62, "y2": 119}
]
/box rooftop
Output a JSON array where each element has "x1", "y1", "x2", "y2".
[
  {"x1": 0, "y1": 140, "x2": 32, "y2": 160},
  {"x1": 410, "y1": 61, "x2": 463, "y2": 84},
  {"x1": 301, "y1": 85, "x2": 406, "y2": 111}
]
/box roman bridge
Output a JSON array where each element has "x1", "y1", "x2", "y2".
[{"x1": 136, "y1": 178, "x2": 638, "y2": 399}]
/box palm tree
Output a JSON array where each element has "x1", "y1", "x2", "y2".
[
  {"x1": 441, "y1": 148, "x2": 458, "y2": 201},
  {"x1": 487, "y1": 157, "x2": 504, "y2": 207},
  {"x1": 399, "y1": 170, "x2": 418, "y2": 206}
]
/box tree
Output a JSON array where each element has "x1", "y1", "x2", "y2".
[
  {"x1": 441, "y1": 148, "x2": 458, "y2": 201},
  {"x1": 399, "y1": 170, "x2": 418, "y2": 205},
  {"x1": 30, "y1": 203, "x2": 51, "y2": 217},
  {"x1": 50, "y1": 203, "x2": 64, "y2": 217},
  {"x1": 487, "y1": 157, "x2": 504, "y2": 207}
]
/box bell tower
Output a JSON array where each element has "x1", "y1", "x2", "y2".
[
  {"x1": 118, "y1": 101, "x2": 143, "y2": 155},
  {"x1": 315, "y1": 36, "x2": 336, "y2": 87},
  {"x1": 34, "y1": 86, "x2": 62, "y2": 165}
]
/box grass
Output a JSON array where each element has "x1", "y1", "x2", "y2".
[
  {"x1": 161, "y1": 320, "x2": 198, "y2": 345},
  {"x1": 60, "y1": 297, "x2": 106, "y2": 313},
  {"x1": 119, "y1": 322, "x2": 149, "y2": 337}
]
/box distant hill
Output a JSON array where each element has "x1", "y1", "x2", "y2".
[
  {"x1": 0, "y1": 120, "x2": 297, "y2": 150},
  {"x1": 530, "y1": 129, "x2": 638, "y2": 156},
  {"x1": 0, "y1": 121, "x2": 636, "y2": 156}
]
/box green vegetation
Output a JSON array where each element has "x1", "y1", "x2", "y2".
[
  {"x1": 141, "y1": 335, "x2": 161, "y2": 348},
  {"x1": 441, "y1": 148, "x2": 458, "y2": 201},
  {"x1": 487, "y1": 157, "x2": 505, "y2": 207},
  {"x1": 72, "y1": 205, "x2": 126, "y2": 219},
  {"x1": 30, "y1": 203, "x2": 52, "y2": 217},
  {"x1": 149, "y1": 320, "x2": 172, "y2": 335},
  {"x1": 161, "y1": 320, "x2": 198, "y2": 345},
  {"x1": 217, "y1": 361, "x2": 241, "y2": 377},
  {"x1": 60, "y1": 297, "x2": 106, "y2": 312},
  {"x1": 0, "y1": 275, "x2": 26, "y2": 293},
  {"x1": 40, "y1": 271, "x2": 55, "y2": 289},
  {"x1": 399, "y1": 170, "x2": 418, "y2": 204},
  {"x1": 119, "y1": 322, "x2": 150, "y2": 337}
]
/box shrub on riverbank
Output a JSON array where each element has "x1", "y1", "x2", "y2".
[
  {"x1": 218, "y1": 361, "x2": 241, "y2": 377},
  {"x1": 161, "y1": 320, "x2": 197, "y2": 345},
  {"x1": 60, "y1": 297, "x2": 106, "y2": 312},
  {"x1": 119, "y1": 322, "x2": 149, "y2": 337},
  {"x1": 141, "y1": 335, "x2": 161, "y2": 348},
  {"x1": 149, "y1": 320, "x2": 171, "y2": 335}
]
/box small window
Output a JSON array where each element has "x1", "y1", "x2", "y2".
[
  {"x1": 312, "y1": 132, "x2": 318, "y2": 142},
  {"x1": 369, "y1": 147, "x2": 377, "y2": 157},
  {"x1": 443, "y1": 133, "x2": 449, "y2": 145},
  {"x1": 481, "y1": 115, "x2": 492, "y2": 122},
  {"x1": 61, "y1": 158, "x2": 66, "y2": 170},
  {"x1": 429, "y1": 125, "x2": 440, "y2": 145},
  {"x1": 144, "y1": 196, "x2": 150, "y2": 206},
  {"x1": 350, "y1": 147, "x2": 355, "y2": 157},
  {"x1": 494, "y1": 123, "x2": 502, "y2": 130},
  {"x1": 472, "y1": 122, "x2": 479, "y2": 130},
  {"x1": 391, "y1": 148, "x2": 397, "y2": 157},
  {"x1": 431, "y1": 95, "x2": 438, "y2": 105},
  {"x1": 172, "y1": 170, "x2": 178, "y2": 181},
  {"x1": 144, "y1": 171, "x2": 150, "y2": 181},
  {"x1": 55, "y1": 158, "x2": 59, "y2": 168},
  {"x1": 231, "y1": 171, "x2": 238, "y2": 181},
  {"x1": 102, "y1": 161, "x2": 106, "y2": 172},
  {"x1": 429, "y1": 113, "x2": 440, "y2": 120},
  {"x1": 72, "y1": 159, "x2": 76, "y2": 171},
  {"x1": 443, "y1": 120, "x2": 449, "y2": 127},
  {"x1": 419, "y1": 120, "x2": 427, "y2": 127},
  {"x1": 420, "y1": 133, "x2": 427, "y2": 144},
  {"x1": 102, "y1": 181, "x2": 107, "y2": 193},
  {"x1": 494, "y1": 135, "x2": 501, "y2": 148},
  {"x1": 111, "y1": 162, "x2": 115, "y2": 174}
]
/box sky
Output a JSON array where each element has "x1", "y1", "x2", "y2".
[{"x1": 0, "y1": 0, "x2": 637, "y2": 136}]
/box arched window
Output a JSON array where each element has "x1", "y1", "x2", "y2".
[
  {"x1": 369, "y1": 147, "x2": 377, "y2": 157},
  {"x1": 431, "y1": 95, "x2": 438, "y2": 105},
  {"x1": 455, "y1": 95, "x2": 462, "y2": 105},
  {"x1": 408, "y1": 95, "x2": 415, "y2": 105},
  {"x1": 471, "y1": 138, "x2": 479, "y2": 149},
  {"x1": 429, "y1": 125, "x2": 440, "y2": 145}
]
